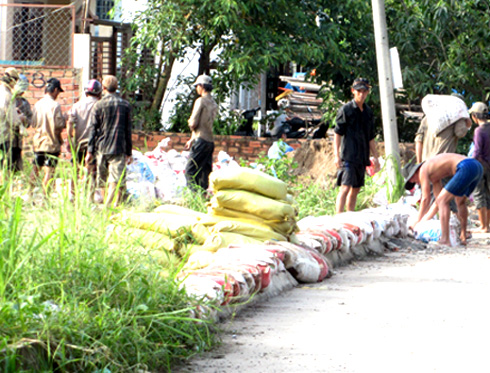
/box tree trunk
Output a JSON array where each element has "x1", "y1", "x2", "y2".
[
  {"x1": 198, "y1": 41, "x2": 218, "y2": 76},
  {"x1": 150, "y1": 54, "x2": 176, "y2": 113}
]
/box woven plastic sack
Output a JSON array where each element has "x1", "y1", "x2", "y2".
[
  {"x1": 112, "y1": 212, "x2": 196, "y2": 237},
  {"x1": 210, "y1": 189, "x2": 296, "y2": 221},
  {"x1": 421, "y1": 94, "x2": 469, "y2": 135},
  {"x1": 211, "y1": 220, "x2": 287, "y2": 242},
  {"x1": 210, "y1": 166, "x2": 288, "y2": 200},
  {"x1": 109, "y1": 224, "x2": 178, "y2": 251},
  {"x1": 154, "y1": 204, "x2": 207, "y2": 219},
  {"x1": 208, "y1": 205, "x2": 297, "y2": 236},
  {"x1": 202, "y1": 232, "x2": 263, "y2": 252}
]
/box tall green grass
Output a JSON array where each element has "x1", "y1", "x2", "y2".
[{"x1": 0, "y1": 158, "x2": 217, "y2": 372}]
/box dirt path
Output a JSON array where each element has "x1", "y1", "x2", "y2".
[{"x1": 175, "y1": 234, "x2": 490, "y2": 373}]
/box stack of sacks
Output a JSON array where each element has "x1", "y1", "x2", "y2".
[
  {"x1": 208, "y1": 167, "x2": 298, "y2": 239},
  {"x1": 179, "y1": 244, "x2": 296, "y2": 308}
]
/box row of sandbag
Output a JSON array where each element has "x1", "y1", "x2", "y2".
[{"x1": 180, "y1": 205, "x2": 411, "y2": 313}]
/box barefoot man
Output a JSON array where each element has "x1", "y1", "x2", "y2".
[{"x1": 405, "y1": 153, "x2": 483, "y2": 245}]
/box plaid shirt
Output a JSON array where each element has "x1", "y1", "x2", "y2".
[{"x1": 87, "y1": 93, "x2": 132, "y2": 156}]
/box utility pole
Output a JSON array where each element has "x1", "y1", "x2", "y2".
[{"x1": 371, "y1": 0, "x2": 400, "y2": 187}]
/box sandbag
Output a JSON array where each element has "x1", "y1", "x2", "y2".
[
  {"x1": 154, "y1": 204, "x2": 207, "y2": 219},
  {"x1": 210, "y1": 189, "x2": 296, "y2": 221},
  {"x1": 202, "y1": 232, "x2": 263, "y2": 253},
  {"x1": 208, "y1": 205, "x2": 297, "y2": 236},
  {"x1": 109, "y1": 224, "x2": 178, "y2": 252},
  {"x1": 421, "y1": 94, "x2": 469, "y2": 135},
  {"x1": 211, "y1": 220, "x2": 287, "y2": 242},
  {"x1": 210, "y1": 166, "x2": 288, "y2": 200},
  {"x1": 112, "y1": 212, "x2": 196, "y2": 237}
]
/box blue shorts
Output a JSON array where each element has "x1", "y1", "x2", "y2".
[{"x1": 444, "y1": 158, "x2": 483, "y2": 197}]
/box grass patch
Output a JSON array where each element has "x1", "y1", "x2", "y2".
[{"x1": 0, "y1": 159, "x2": 217, "y2": 372}]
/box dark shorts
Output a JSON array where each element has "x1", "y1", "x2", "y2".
[
  {"x1": 473, "y1": 169, "x2": 490, "y2": 209},
  {"x1": 445, "y1": 158, "x2": 483, "y2": 197},
  {"x1": 336, "y1": 161, "x2": 366, "y2": 188},
  {"x1": 33, "y1": 152, "x2": 60, "y2": 168}
]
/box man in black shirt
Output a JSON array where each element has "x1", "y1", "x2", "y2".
[{"x1": 333, "y1": 78, "x2": 380, "y2": 213}]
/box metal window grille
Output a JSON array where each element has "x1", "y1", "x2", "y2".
[
  {"x1": 0, "y1": 4, "x2": 75, "y2": 68},
  {"x1": 96, "y1": 0, "x2": 114, "y2": 21}
]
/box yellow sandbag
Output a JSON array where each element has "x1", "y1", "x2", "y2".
[
  {"x1": 185, "y1": 251, "x2": 215, "y2": 270},
  {"x1": 210, "y1": 167, "x2": 288, "y2": 200},
  {"x1": 154, "y1": 204, "x2": 207, "y2": 219},
  {"x1": 208, "y1": 205, "x2": 297, "y2": 236},
  {"x1": 202, "y1": 232, "x2": 263, "y2": 253},
  {"x1": 210, "y1": 189, "x2": 296, "y2": 221},
  {"x1": 198, "y1": 214, "x2": 273, "y2": 230},
  {"x1": 112, "y1": 212, "x2": 196, "y2": 237},
  {"x1": 211, "y1": 220, "x2": 287, "y2": 242},
  {"x1": 190, "y1": 223, "x2": 212, "y2": 245},
  {"x1": 110, "y1": 225, "x2": 178, "y2": 251}
]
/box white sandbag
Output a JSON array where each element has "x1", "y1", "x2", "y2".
[{"x1": 421, "y1": 94, "x2": 469, "y2": 135}]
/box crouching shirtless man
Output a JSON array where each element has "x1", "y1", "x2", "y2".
[{"x1": 405, "y1": 153, "x2": 483, "y2": 245}]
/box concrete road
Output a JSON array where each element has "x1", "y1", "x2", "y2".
[{"x1": 176, "y1": 235, "x2": 490, "y2": 373}]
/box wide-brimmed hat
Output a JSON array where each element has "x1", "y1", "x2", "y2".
[{"x1": 404, "y1": 162, "x2": 424, "y2": 190}]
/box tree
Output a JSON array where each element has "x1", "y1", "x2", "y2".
[
  {"x1": 124, "y1": 0, "x2": 328, "y2": 129},
  {"x1": 386, "y1": 0, "x2": 490, "y2": 104}
]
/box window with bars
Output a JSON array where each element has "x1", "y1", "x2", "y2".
[{"x1": 96, "y1": 0, "x2": 114, "y2": 20}]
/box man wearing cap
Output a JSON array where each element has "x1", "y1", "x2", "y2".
[
  {"x1": 0, "y1": 67, "x2": 22, "y2": 171},
  {"x1": 184, "y1": 74, "x2": 218, "y2": 192},
  {"x1": 334, "y1": 78, "x2": 380, "y2": 213},
  {"x1": 68, "y1": 79, "x2": 102, "y2": 194},
  {"x1": 86, "y1": 75, "x2": 132, "y2": 207},
  {"x1": 11, "y1": 74, "x2": 32, "y2": 172},
  {"x1": 30, "y1": 77, "x2": 66, "y2": 192},
  {"x1": 406, "y1": 153, "x2": 483, "y2": 245},
  {"x1": 469, "y1": 102, "x2": 490, "y2": 232}
]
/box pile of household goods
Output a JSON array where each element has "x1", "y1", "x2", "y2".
[{"x1": 109, "y1": 166, "x2": 415, "y2": 319}]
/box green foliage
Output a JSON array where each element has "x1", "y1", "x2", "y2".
[
  {"x1": 293, "y1": 183, "x2": 337, "y2": 219},
  {"x1": 386, "y1": 0, "x2": 490, "y2": 103},
  {"x1": 0, "y1": 162, "x2": 217, "y2": 371},
  {"x1": 240, "y1": 150, "x2": 298, "y2": 185}
]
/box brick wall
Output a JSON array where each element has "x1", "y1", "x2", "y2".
[
  {"x1": 132, "y1": 131, "x2": 308, "y2": 162},
  {"x1": 15, "y1": 67, "x2": 82, "y2": 113}
]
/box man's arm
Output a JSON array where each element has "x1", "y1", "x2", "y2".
[
  {"x1": 333, "y1": 133, "x2": 342, "y2": 169},
  {"x1": 413, "y1": 168, "x2": 432, "y2": 226},
  {"x1": 414, "y1": 118, "x2": 426, "y2": 163},
  {"x1": 185, "y1": 98, "x2": 202, "y2": 150}
]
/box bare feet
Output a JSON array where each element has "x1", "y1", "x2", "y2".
[{"x1": 472, "y1": 228, "x2": 490, "y2": 234}]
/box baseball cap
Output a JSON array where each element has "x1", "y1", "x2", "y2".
[
  {"x1": 352, "y1": 78, "x2": 371, "y2": 90},
  {"x1": 5, "y1": 67, "x2": 19, "y2": 80},
  {"x1": 85, "y1": 79, "x2": 102, "y2": 95},
  {"x1": 404, "y1": 162, "x2": 424, "y2": 190},
  {"x1": 193, "y1": 74, "x2": 212, "y2": 86},
  {"x1": 468, "y1": 102, "x2": 489, "y2": 115},
  {"x1": 47, "y1": 77, "x2": 64, "y2": 92}
]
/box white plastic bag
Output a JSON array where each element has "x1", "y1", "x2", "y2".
[{"x1": 421, "y1": 94, "x2": 469, "y2": 135}]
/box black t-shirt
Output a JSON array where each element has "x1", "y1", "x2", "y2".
[{"x1": 334, "y1": 100, "x2": 375, "y2": 167}]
